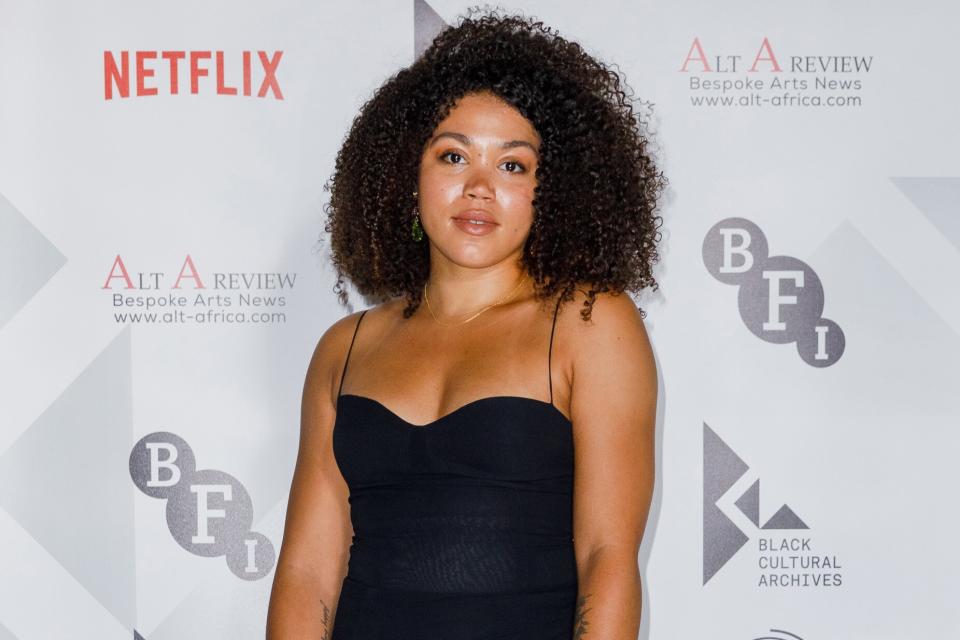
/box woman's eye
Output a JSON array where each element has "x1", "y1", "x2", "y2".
[
  {"x1": 501, "y1": 160, "x2": 526, "y2": 173},
  {"x1": 440, "y1": 151, "x2": 465, "y2": 164}
]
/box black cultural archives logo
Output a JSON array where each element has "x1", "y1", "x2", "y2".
[{"x1": 703, "y1": 423, "x2": 842, "y2": 587}]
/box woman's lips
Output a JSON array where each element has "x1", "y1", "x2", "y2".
[{"x1": 452, "y1": 216, "x2": 499, "y2": 235}]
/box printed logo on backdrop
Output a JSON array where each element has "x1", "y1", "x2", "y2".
[
  {"x1": 679, "y1": 37, "x2": 872, "y2": 108},
  {"x1": 751, "y1": 630, "x2": 807, "y2": 640},
  {"x1": 102, "y1": 254, "x2": 294, "y2": 325},
  {"x1": 129, "y1": 431, "x2": 275, "y2": 580},
  {"x1": 703, "y1": 217, "x2": 845, "y2": 366},
  {"x1": 103, "y1": 50, "x2": 284, "y2": 100},
  {"x1": 703, "y1": 423, "x2": 842, "y2": 587}
]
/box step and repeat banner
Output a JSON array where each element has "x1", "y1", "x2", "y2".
[{"x1": 1, "y1": 0, "x2": 957, "y2": 638}]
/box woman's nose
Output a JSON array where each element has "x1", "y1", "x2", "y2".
[{"x1": 463, "y1": 164, "x2": 495, "y2": 200}]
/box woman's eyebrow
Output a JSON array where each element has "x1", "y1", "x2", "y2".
[{"x1": 429, "y1": 131, "x2": 539, "y2": 156}]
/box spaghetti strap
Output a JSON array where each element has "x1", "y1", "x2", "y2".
[
  {"x1": 338, "y1": 309, "x2": 369, "y2": 400},
  {"x1": 548, "y1": 294, "x2": 562, "y2": 404}
]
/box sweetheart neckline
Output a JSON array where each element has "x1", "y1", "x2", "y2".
[{"x1": 337, "y1": 393, "x2": 573, "y2": 429}]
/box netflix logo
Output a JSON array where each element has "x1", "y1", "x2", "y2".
[{"x1": 103, "y1": 50, "x2": 284, "y2": 100}]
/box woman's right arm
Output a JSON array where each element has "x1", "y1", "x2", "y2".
[{"x1": 266, "y1": 316, "x2": 357, "y2": 639}]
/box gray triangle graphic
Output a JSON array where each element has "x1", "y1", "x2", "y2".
[
  {"x1": 0, "y1": 620, "x2": 19, "y2": 640},
  {"x1": 735, "y1": 478, "x2": 760, "y2": 527},
  {"x1": 703, "y1": 423, "x2": 749, "y2": 501},
  {"x1": 810, "y1": 219, "x2": 960, "y2": 408},
  {"x1": 134, "y1": 630, "x2": 146, "y2": 640},
  {"x1": 414, "y1": 0, "x2": 448, "y2": 60},
  {"x1": 703, "y1": 423, "x2": 750, "y2": 584},
  {"x1": 0, "y1": 328, "x2": 136, "y2": 628},
  {"x1": 703, "y1": 503, "x2": 748, "y2": 585},
  {"x1": 761, "y1": 503, "x2": 808, "y2": 530},
  {"x1": 891, "y1": 177, "x2": 960, "y2": 252},
  {"x1": 0, "y1": 191, "x2": 67, "y2": 329}
]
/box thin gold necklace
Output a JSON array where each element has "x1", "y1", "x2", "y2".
[{"x1": 424, "y1": 273, "x2": 529, "y2": 326}]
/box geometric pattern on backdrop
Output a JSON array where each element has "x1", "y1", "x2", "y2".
[
  {"x1": 0, "y1": 191, "x2": 67, "y2": 330},
  {"x1": 891, "y1": 177, "x2": 960, "y2": 254},
  {"x1": 0, "y1": 328, "x2": 135, "y2": 629}
]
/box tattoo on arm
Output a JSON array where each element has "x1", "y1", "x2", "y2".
[
  {"x1": 572, "y1": 593, "x2": 592, "y2": 639},
  {"x1": 319, "y1": 599, "x2": 331, "y2": 640}
]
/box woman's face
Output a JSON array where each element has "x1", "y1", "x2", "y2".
[{"x1": 417, "y1": 91, "x2": 541, "y2": 269}]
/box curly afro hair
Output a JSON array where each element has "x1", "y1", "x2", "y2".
[{"x1": 321, "y1": 5, "x2": 667, "y2": 321}]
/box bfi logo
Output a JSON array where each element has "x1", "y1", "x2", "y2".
[
  {"x1": 129, "y1": 431, "x2": 275, "y2": 580},
  {"x1": 702, "y1": 217, "x2": 845, "y2": 366},
  {"x1": 103, "y1": 50, "x2": 283, "y2": 100}
]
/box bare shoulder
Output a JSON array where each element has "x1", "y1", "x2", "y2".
[
  {"x1": 556, "y1": 286, "x2": 656, "y2": 406},
  {"x1": 306, "y1": 300, "x2": 400, "y2": 405},
  {"x1": 557, "y1": 286, "x2": 650, "y2": 347}
]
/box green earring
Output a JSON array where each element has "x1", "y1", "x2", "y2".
[
  {"x1": 411, "y1": 189, "x2": 423, "y2": 242},
  {"x1": 411, "y1": 213, "x2": 424, "y2": 242}
]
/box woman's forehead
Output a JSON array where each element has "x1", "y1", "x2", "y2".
[{"x1": 433, "y1": 93, "x2": 541, "y2": 146}]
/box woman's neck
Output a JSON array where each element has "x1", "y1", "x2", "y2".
[{"x1": 423, "y1": 266, "x2": 532, "y2": 319}]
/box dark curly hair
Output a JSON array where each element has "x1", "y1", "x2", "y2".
[{"x1": 320, "y1": 5, "x2": 667, "y2": 321}]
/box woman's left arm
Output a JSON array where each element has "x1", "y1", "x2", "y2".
[{"x1": 565, "y1": 291, "x2": 658, "y2": 639}]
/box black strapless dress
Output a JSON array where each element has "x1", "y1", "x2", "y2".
[{"x1": 330, "y1": 302, "x2": 577, "y2": 640}]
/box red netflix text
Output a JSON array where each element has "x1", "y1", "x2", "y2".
[{"x1": 103, "y1": 50, "x2": 284, "y2": 100}]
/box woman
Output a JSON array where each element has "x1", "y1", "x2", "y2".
[{"x1": 268, "y1": 8, "x2": 665, "y2": 639}]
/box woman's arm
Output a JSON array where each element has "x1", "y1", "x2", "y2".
[
  {"x1": 565, "y1": 291, "x2": 658, "y2": 639},
  {"x1": 266, "y1": 316, "x2": 358, "y2": 639}
]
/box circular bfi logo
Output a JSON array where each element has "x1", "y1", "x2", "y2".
[
  {"x1": 129, "y1": 431, "x2": 275, "y2": 580},
  {"x1": 702, "y1": 217, "x2": 845, "y2": 367}
]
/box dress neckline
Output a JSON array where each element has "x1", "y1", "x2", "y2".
[{"x1": 337, "y1": 393, "x2": 572, "y2": 429}]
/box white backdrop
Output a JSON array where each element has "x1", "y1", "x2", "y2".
[{"x1": 1, "y1": 1, "x2": 958, "y2": 638}]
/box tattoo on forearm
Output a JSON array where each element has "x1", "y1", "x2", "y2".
[
  {"x1": 319, "y1": 599, "x2": 331, "y2": 639},
  {"x1": 572, "y1": 593, "x2": 592, "y2": 639}
]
